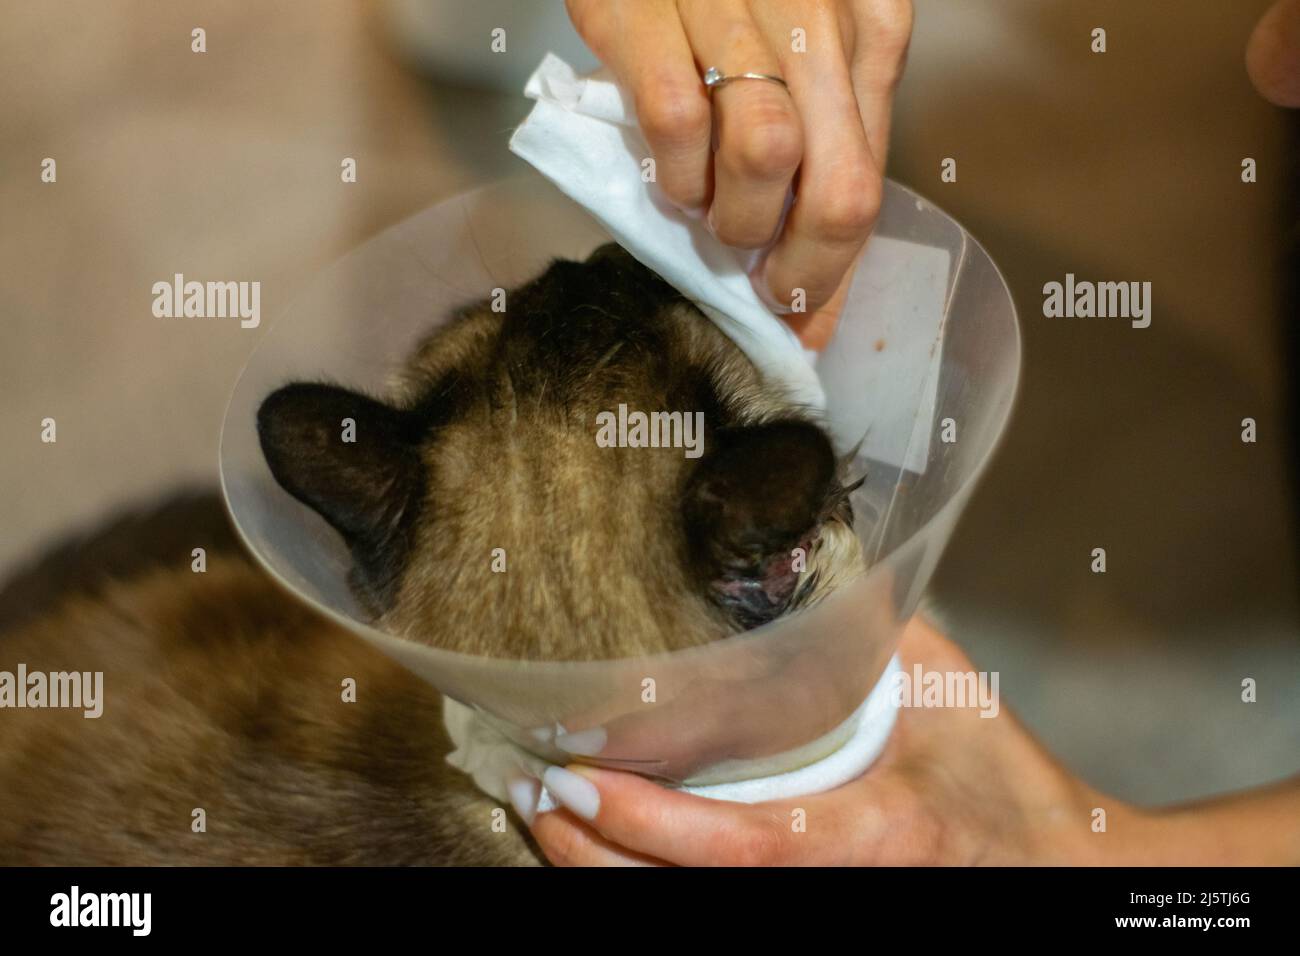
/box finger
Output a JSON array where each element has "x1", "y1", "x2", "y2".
[
  {"x1": 779, "y1": 265, "x2": 853, "y2": 350},
  {"x1": 567, "y1": 0, "x2": 713, "y2": 208},
  {"x1": 531, "y1": 808, "x2": 666, "y2": 867},
  {"x1": 751, "y1": 2, "x2": 881, "y2": 315},
  {"x1": 678, "y1": 0, "x2": 803, "y2": 248},
  {"x1": 845, "y1": 0, "x2": 914, "y2": 162},
  {"x1": 541, "y1": 763, "x2": 872, "y2": 866}
]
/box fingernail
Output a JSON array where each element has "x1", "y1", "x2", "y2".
[
  {"x1": 527, "y1": 726, "x2": 553, "y2": 745},
  {"x1": 554, "y1": 726, "x2": 607, "y2": 757},
  {"x1": 537, "y1": 785, "x2": 559, "y2": 814},
  {"x1": 541, "y1": 765, "x2": 600, "y2": 821},
  {"x1": 749, "y1": 260, "x2": 794, "y2": 315},
  {"x1": 506, "y1": 775, "x2": 541, "y2": 826}
]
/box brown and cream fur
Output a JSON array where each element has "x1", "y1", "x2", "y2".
[{"x1": 0, "y1": 245, "x2": 862, "y2": 865}]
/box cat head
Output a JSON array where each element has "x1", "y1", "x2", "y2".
[{"x1": 257, "y1": 244, "x2": 863, "y2": 660}]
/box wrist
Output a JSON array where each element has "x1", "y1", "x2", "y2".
[{"x1": 1051, "y1": 785, "x2": 1148, "y2": 865}]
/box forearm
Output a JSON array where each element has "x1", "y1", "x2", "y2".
[{"x1": 1105, "y1": 775, "x2": 1300, "y2": 865}]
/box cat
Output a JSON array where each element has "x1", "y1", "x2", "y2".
[{"x1": 0, "y1": 244, "x2": 863, "y2": 865}]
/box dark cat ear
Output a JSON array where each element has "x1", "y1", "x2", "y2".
[
  {"x1": 682, "y1": 420, "x2": 839, "y2": 623},
  {"x1": 257, "y1": 383, "x2": 424, "y2": 607}
]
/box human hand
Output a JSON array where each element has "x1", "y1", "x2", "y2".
[
  {"x1": 526, "y1": 616, "x2": 1112, "y2": 865},
  {"x1": 565, "y1": 0, "x2": 914, "y2": 349},
  {"x1": 526, "y1": 614, "x2": 1300, "y2": 866}
]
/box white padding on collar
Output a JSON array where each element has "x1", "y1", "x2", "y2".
[
  {"x1": 681, "y1": 654, "x2": 901, "y2": 803},
  {"x1": 444, "y1": 655, "x2": 902, "y2": 807}
]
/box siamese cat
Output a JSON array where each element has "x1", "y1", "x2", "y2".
[{"x1": 0, "y1": 244, "x2": 862, "y2": 865}]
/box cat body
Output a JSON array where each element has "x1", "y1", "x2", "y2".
[
  {"x1": 0, "y1": 529, "x2": 535, "y2": 865},
  {"x1": 0, "y1": 246, "x2": 861, "y2": 864}
]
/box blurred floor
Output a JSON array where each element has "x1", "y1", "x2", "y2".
[{"x1": 0, "y1": 0, "x2": 1296, "y2": 807}]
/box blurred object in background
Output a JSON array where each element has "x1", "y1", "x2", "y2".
[
  {"x1": 384, "y1": 0, "x2": 596, "y2": 90},
  {"x1": 886, "y1": 0, "x2": 1299, "y2": 804}
]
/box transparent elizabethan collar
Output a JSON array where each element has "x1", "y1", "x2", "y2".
[{"x1": 219, "y1": 174, "x2": 1020, "y2": 786}]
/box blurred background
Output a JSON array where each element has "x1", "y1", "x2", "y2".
[{"x1": 0, "y1": 0, "x2": 1296, "y2": 805}]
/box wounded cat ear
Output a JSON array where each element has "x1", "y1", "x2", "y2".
[
  {"x1": 257, "y1": 383, "x2": 424, "y2": 605},
  {"x1": 682, "y1": 419, "x2": 838, "y2": 578}
]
